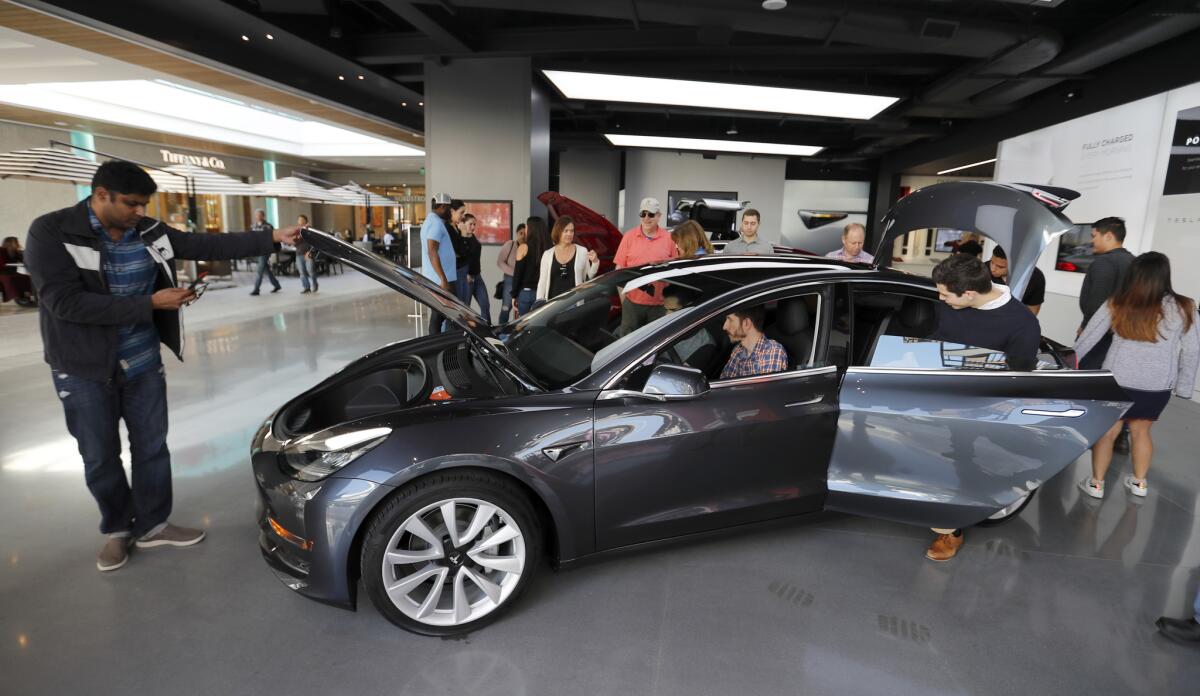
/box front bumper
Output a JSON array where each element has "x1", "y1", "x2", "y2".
[{"x1": 251, "y1": 418, "x2": 393, "y2": 609}]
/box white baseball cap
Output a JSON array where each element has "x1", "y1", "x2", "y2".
[
  {"x1": 638, "y1": 197, "x2": 661, "y2": 215},
  {"x1": 430, "y1": 192, "x2": 452, "y2": 205}
]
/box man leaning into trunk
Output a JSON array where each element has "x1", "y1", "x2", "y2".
[{"x1": 25, "y1": 160, "x2": 301, "y2": 572}]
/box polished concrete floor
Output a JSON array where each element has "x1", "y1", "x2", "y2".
[{"x1": 2, "y1": 273, "x2": 1198, "y2": 695}]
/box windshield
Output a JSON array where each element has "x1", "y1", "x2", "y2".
[{"x1": 502, "y1": 267, "x2": 731, "y2": 389}]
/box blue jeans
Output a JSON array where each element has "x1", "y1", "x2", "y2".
[
  {"x1": 468, "y1": 275, "x2": 492, "y2": 324},
  {"x1": 53, "y1": 367, "x2": 172, "y2": 538},
  {"x1": 252, "y1": 255, "x2": 279, "y2": 292},
  {"x1": 1194, "y1": 585, "x2": 1200, "y2": 622},
  {"x1": 453, "y1": 265, "x2": 470, "y2": 304},
  {"x1": 516, "y1": 287, "x2": 535, "y2": 317},
  {"x1": 498, "y1": 274, "x2": 514, "y2": 324},
  {"x1": 298, "y1": 254, "x2": 317, "y2": 291}
]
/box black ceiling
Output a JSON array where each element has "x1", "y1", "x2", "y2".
[{"x1": 22, "y1": 0, "x2": 1200, "y2": 173}]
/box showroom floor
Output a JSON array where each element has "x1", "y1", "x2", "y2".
[{"x1": 1, "y1": 275, "x2": 1198, "y2": 695}]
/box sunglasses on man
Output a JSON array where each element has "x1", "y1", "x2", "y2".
[{"x1": 639, "y1": 211, "x2": 658, "y2": 218}]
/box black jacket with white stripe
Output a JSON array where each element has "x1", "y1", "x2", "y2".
[{"x1": 25, "y1": 199, "x2": 275, "y2": 381}]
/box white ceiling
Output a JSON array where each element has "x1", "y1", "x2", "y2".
[{"x1": 0, "y1": 25, "x2": 424, "y2": 173}]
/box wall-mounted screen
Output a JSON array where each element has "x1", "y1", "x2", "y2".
[
  {"x1": 464, "y1": 200, "x2": 512, "y2": 245},
  {"x1": 1053, "y1": 224, "x2": 1094, "y2": 274}
]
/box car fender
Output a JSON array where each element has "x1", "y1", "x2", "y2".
[{"x1": 346, "y1": 451, "x2": 589, "y2": 562}]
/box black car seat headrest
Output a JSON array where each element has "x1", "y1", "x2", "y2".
[
  {"x1": 898, "y1": 297, "x2": 934, "y2": 335},
  {"x1": 776, "y1": 298, "x2": 811, "y2": 335}
]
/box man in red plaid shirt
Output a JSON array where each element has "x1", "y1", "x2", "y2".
[{"x1": 720, "y1": 305, "x2": 789, "y2": 379}]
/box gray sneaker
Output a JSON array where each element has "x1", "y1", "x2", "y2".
[
  {"x1": 135, "y1": 523, "x2": 206, "y2": 549},
  {"x1": 97, "y1": 537, "x2": 131, "y2": 572}
]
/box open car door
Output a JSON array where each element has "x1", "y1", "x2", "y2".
[{"x1": 826, "y1": 346, "x2": 1129, "y2": 529}]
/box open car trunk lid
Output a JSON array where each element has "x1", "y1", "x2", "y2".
[{"x1": 872, "y1": 181, "x2": 1080, "y2": 298}]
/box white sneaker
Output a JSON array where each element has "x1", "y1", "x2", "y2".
[
  {"x1": 1124, "y1": 476, "x2": 1148, "y2": 497},
  {"x1": 1078, "y1": 477, "x2": 1105, "y2": 499}
]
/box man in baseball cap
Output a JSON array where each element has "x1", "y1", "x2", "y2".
[
  {"x1": 613, "y1": 196, "x2": 677, "y2": 336},
  {"x1": 420, "y1": 192, "x2": 457, "y2": 333}
]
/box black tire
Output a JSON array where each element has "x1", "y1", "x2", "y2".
[
  {"x1": 361, "y1": 469, "x2": 542, "y2": 636},
  {"x1": 976, "y1": 488, "x2": 1038, "y2": 528}
]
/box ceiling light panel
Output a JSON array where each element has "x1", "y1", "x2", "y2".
[
  {"x1": 605, "y1": 134, "x2": 822, "y2": 157},
  {"x1": 0, "y1": 79, "x2": 424, "y2": 158},
  {"x1": 545, "y1": 70, "x2": 898, "y2": 120}
]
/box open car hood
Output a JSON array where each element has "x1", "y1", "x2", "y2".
[
  {"x1": 873, "y1": 181, "x2": 1079, "y2": 298},
  {"x1": 301, "y1": 228, "x2": 541, "y2": 388}
]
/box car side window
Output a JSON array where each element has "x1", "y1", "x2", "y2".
[{"x1": 869, "y1": 335, "x2": 1010, "y2": 370}]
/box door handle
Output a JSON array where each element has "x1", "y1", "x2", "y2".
[
  {"x1": 1021, "y1": 408, "x2": 1086, "y2": 418},
  {"x1": 785, "y1": 396, "x2": 823, "y2": 408},
  {"x1": 542, "y1": 441, "x2": 589, "y2": 462}
]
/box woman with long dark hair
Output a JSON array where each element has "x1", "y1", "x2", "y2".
[
  {"x1": 511, "y1": 216, "x2": 551, "y2": 317},
  {"x1": 1076, "y1": 252, "x2": 1200, "y2": 498}
]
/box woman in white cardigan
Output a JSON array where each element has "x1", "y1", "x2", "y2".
[{"x1": 536, "y1": 215, "x2": 599, "y2": 301}]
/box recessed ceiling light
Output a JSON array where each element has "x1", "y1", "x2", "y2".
[
  {"x1": 544, "y1": 69, "x2": 897, "y2": 120},
  {"x1": 401, "y1": 102, "x2": 407, "y2": 106},
  {"x1": 338, "y1": 75, "x2": 345, "y2": 81},
  {"x1": 241, "y1": 35, "x2": 249, "y2": 41},
  {"x1": 418, "y1": 101, "x2": 424, "y2": 106},
  {"x1": 936, "y1": 158, "x2": 997, "y2": 175},
  {"x1": 266, "y1": 33, "x2": 274, "y2": 40},
  {"x1": 605, "y1": 134, "x2": 821, "y2": 157},
  {"x1": 762, "y1": 0, "x2": 787, "y2": 10}
]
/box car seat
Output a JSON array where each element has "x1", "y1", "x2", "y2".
[{"x1": 765, "y1": 297, "x2": 813, "y2": 368}]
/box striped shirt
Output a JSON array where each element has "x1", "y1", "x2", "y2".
[
  {"x1": 720, "y1": 335, "x2": 789, "y2": 379},
  {"x1": 89, "y1": 205, "x2": 162, "y2": 378}
]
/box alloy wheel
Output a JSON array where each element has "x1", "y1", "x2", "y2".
[{"x1": 380, "y1": 497, "x2": 526, "y2": 628}]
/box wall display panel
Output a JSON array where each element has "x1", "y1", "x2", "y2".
[
  {"x1": 1144, "y1": 81, "x2": 1200, "y2": 302},
  {"x1": 464, "y1": 200, "x2": 512, "y2": 245},
  {"x1": 995, "y1": 95, "x2": 1168, "y2": 299}
]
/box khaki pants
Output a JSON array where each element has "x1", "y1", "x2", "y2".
[{"x1": 620, "y1": 298, "x2": 665, "y2": 337}]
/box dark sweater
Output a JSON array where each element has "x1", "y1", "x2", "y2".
[
  {"x1": 932, "y1": 295, "x2": 1041, "y2": 371},
  {"x1": 464, "y1": 235, "x2": 482, "y2": 276},
  {"x1": 1079, "y1": 247, "x2": 1134, "y2": 327}
]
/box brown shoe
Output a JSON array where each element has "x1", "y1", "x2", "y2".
[
  {"x1": 97, "y1": 537, "x2": 131, "y2": 572},
  {"x1": 135, "y1": 523, "x2": 206, "y2": 549},
  {"x1": 925, "y1": 531, "x2": 964, "y2": 562}
]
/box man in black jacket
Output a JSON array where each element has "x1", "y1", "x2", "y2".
[
  {"x1": 25, "y1": 160, "x2": 300, "y2": 572},
  {"x1": 1078, "y1": 217, "x2": 1135, "y2": 452}
]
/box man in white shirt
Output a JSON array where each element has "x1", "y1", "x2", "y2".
[{"x1": 825, "y1": 222, "x2": 874, "y2": 264}]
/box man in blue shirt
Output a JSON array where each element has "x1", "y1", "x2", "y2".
[
  {"x1": 420, "y1": 192, "x2": 462, "y2": 334},
  {"x1": 25, "y1": 161, "x2": 300, "y2": 573}
]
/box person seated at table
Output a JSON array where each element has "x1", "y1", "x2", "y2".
[
  {"x1": 720, "y1": 305, "x2": 788, "y2": 379},
  {"x1": 0, "y1": 236, "x2": 36, "y2": 307}
]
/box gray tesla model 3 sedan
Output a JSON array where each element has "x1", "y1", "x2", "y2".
[{"x1": 251, "y1": 182, "x2": 1129, "y2": 635}]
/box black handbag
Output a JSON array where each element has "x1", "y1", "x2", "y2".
[{"x1": 493, "y1": 280, "x2": 505, "y2": 300}]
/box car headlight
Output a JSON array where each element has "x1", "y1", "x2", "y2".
[{"x1": 280, "y1": 426, "x2": 391, "y2": 482}]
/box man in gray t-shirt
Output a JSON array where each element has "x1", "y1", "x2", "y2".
[{"x1": 721, "y1": 208, "x2": 775, "y2": 255}]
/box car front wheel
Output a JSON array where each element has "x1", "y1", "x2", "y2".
[{"x1": 361, "y1": 470, "x2": 542, "y2": 636}]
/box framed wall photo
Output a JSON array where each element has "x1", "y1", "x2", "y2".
[{"x1": 464, "y1": 200, "x2": 513, "y2": 245}]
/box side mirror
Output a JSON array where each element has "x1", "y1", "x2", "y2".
[{"x1": 643, "y1": 364, "x2": 708, "y2": 401}]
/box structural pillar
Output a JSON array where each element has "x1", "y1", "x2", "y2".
[{"x1": 424, "y1": 57, "x2": 550, "y2": 278}]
